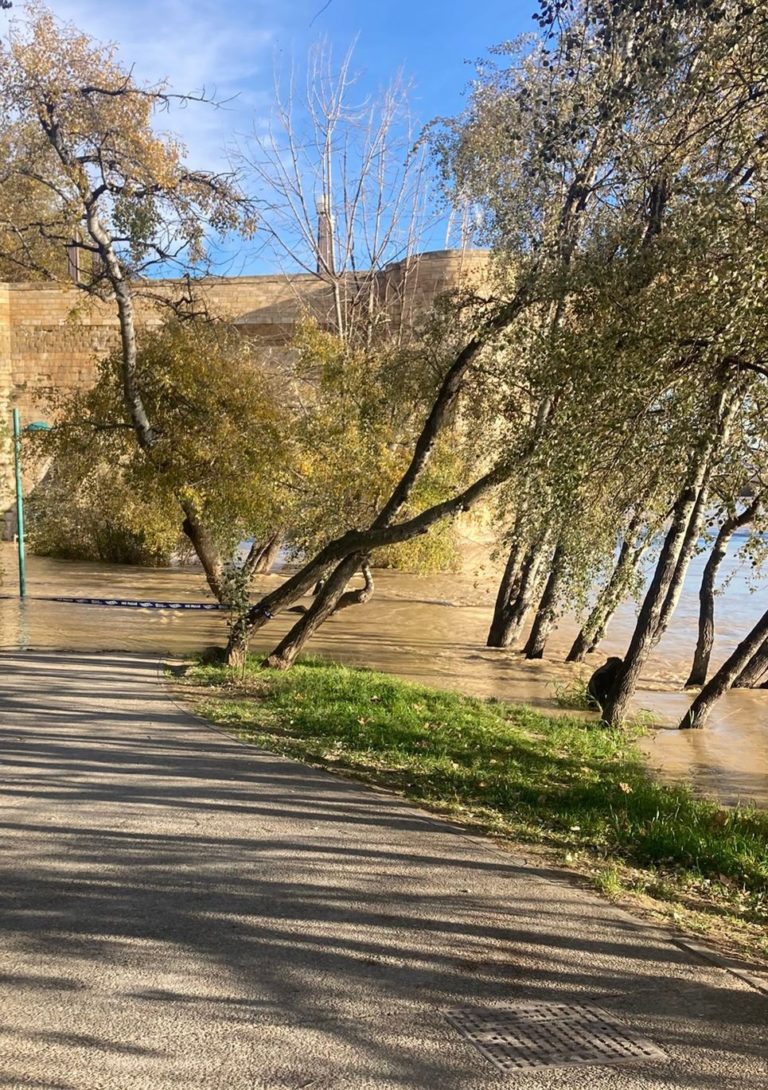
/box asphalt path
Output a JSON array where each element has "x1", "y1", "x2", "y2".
[{"x1": 0, "y1": 652, "x2": 765, "y2": 1089}]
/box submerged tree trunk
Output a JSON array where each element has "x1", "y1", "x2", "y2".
[
  {"x1": 181, "y1": 511, "x2": 224, "y2": 601},
  {"x1": 652, "y1": 481, "x2": 710, "y2": 647},
  {"x1": 684, "y1": 524, "x2": 726, "y2": 688},
  {"x1": 263, "y1": 554, "x2": 370, "y2": 669},
  {"x1": 487, "y1": 540, "x2": 549, "y2": 648},
  {"x1": 602, "y1": 484, "x2": 704, "y2": 727},
  {"x1": 680, "y1": 606, "x2": 768, "y2": 728},
  {"x1": 602, "y1": 380, "x2": 736, "y2": 727},
  {"x1": 686, "y1": 498, "x2": 760, "y2": 688},
  {"x1": 524, "y1": 542, "x2": 566, "y2": 659},
  {"x1": 487, "y1": 540, "x2": 525, "y2": 647},
  {"x1": 566, "y1": 521, "x2": 646, "y2": 663},
  {"x1": 734, "y1": 635, "x2": 768, "y2": 688},
  {"x1": 243, "y1": 531, "x2": 283, "y2": 576}
]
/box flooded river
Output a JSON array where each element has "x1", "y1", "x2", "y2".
[{"x1": 0, "y1": 541, "x2": 765, "y2": 806}]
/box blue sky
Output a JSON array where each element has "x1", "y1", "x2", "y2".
[
  {"x1": 41, "y1": 1, "x2": 536, "y2": 162},
  {"x1": 19, "y1": 1, "x2": 538, "y2": 270}
]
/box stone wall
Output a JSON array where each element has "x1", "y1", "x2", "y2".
[{"x1": 0, "y1": 249, "x2": 489, "y2": 535}]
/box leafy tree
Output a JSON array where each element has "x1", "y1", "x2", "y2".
[
  {"x1": 282, "y1": 318, "x2": 467, "y2": 573},
  {"x1": 230, "y1": 0, "x2": 768, "y2": 670},
  {"x1": 432, "y1": 0, "x2": 768, "y2": 727},
  {"x1": 30, "y1": 318, "x2": 293, "y2": 583},
  {"x1": 27, "y1": 463, "x2": 183, "y2": 566},
  {"x1": 0, "y1": 3, "x2": 249, "y2": 596}
]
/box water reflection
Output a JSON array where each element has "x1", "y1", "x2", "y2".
[{"x1": 0, "y1": 544, "x2": 765, "y2": 806}]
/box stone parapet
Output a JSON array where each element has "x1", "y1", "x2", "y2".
[{"x1": 0, "y1": 249, "x2": 490, "y2": 536}]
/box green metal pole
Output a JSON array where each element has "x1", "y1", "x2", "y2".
[{"x1": 12, "y1": 408, "x2": 26, "y2": 598}]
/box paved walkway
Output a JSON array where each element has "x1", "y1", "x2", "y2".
[{"x1": 0, "y1": 652, "x2": 764, "y2": 1090}]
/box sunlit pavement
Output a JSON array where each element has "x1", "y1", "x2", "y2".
[{"x1": 0, "y1": 651, "x2": 765, "y2": 1089}]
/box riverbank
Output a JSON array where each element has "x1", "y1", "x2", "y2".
[
  {"x1": 177, "y1": 655, "x2": 768, "y2": 966},
  {"x1": 2, "y1": 543, "x2": 767, "y2": 806}
]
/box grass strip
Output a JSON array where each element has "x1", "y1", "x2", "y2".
[{"x1": 180, "y1": 655, "x2": 768, "y2": 961}]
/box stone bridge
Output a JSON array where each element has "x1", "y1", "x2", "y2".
[{"x1": 0, "y1": 249, "x2": 489, "y2": 537}]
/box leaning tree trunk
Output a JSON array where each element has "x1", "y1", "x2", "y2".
[
  {"x1": 263, "y1": 554, "x2": 372, "y2": 669},
  {"x1": 223, "y1": 461, "x2": 506, "y2": 664},
  {"x1": 734, "y1": 635, "x2": 768, "y2": 688},
  {"x1": 679, "y1": 605, "x2": 768, "y2": 728},
  {"x1": 524, "y1": 543, "x2": 566, "y2": 659},
  {"x1": 652, "y1": 481, "x2": 710, "y2": 647},
  {"x1": 653, "y1": 391, "x2": 738, "y2": 651},
  {"x1": 487, "y1": 540, "x2": 549, "y2": 648},
  {"x1": 223, "y1": 287, "x2": 532, "y2": 666},
  {"x1": 602, "y1": 376, "x2": 737, "y2": 730},
  {"x1": 684, "y1": 521, "x2": 728, "y2": 688},
  {"x1": 181, "y1": 511, "x2": 224, "y2": 601},
  {"x1": 566, "y1": 521, "x2": 646, "y2": 663},
  {"x1": 243, "y1": 531, "x2": 283, "y2": 577},
  {"x1": 487, "y1": 541, "x2": 525, "y2": 647},
  {"x1": 686, "y1": 497, "x2": 761, "y2": 688},
  {"x1": 602, "y1": 483, "x2": 704, "y2": 727}
]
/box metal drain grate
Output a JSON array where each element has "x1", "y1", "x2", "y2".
[{"x1": 445, "y1": 1002, "x2": 666, "y2": 1073}]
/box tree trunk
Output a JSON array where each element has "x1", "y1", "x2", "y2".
[
  {"x1": 371, "y1": 288, "x2": 529, "y2": 530},
  {"x1": 181, "y1": 511, "x2": 224, "y2": 600},
  {"x1": 684, "y1": 537, "x2": 721, "y2": 689},
  {"x1": 566, "y1": 628, "x2": 593, "y2": 665},
  {"x1": 83, "y1": 196, "x2": 239, "y2": 606},
  {"x1": 524, "y1": 543, "x2": 566, "y2": 659},
  {"x1": 223, "y1": 462, "x2": 507, "y2": 663},
  {"x1": 225, "y1": 288, "x2": 532, "y2": 664},
  {"x1": 679, "y1": 606, "x2": 768, "y2": 728},
  {"x1": 685, "y1": 498, "x2": 760, "y2": 687},
  {"x1": 602, "y1": 484, "x2": 703, "y2": 727},
  {"x1": 566, "y1": 526, "x2": 644, "y2": 662},
  {"x1": 243, "y1": 531, "x2": 282, "y2": 576},
  {"x1": 486, "y1": 540, "x2": 525, "y2": 647},
  {"x1": 333, "y1": 560, "x2": 374, "y2": 612},
  {"x1": 652, "y1": 482, "x2": 710, "y2": 647},
  {"x1": 487, "y1": 541, "x2": 548, "y2": 648},
  {"x1": 263, "y1": 553, "x2": 366, "y2": 669},
  {"x1": 655, "y1": 391, "x2": 740, "y2": 651},
  {"x1": 226, "y1": 615, "x2": 250, "y2": 669},
  {"x1": 601, "y1": 373, "x2": 738, "y2": 730},
  {"x1": 734, "y1": 635, "x2": 768, "y2": 688}
]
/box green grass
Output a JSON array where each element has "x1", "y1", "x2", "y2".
[
  {"x1": 180, "y1": 655, "x2": 768, "y2": 959},
  {"x1": 549, "y1": 674, "x2": 595, "y2": 712}
]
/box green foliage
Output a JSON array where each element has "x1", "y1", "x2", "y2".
[
  {"x1": 30, "y1": 313, "x2": 470, "y2": 576},
  {"x1": 29, "y1": 317, "x2": 292, "y2": 564},
  {"x1": 283, "y1": 320, "x2": 467, "y2": 571},
  {"x1": 27, "y1": 463, "x2": 181, "y2": 565},
  {"x1": 430, "y1": 0, "x2": 768, "y2": 663},
  {"x1": 375, "y1": 521, "x2": 461, "y2": 574},
  {"x1": 550, "y1": 675, "x2": 593, "y2": 711},
  {"x1": 184, "y1": 656, "x2": 768, "y2": 951}
]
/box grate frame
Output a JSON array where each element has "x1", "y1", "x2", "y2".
[{"x1": 444, "y1": 1001, "x2": 667, "y2": 1073}]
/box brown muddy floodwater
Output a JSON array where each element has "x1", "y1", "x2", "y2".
[{"x1": 0, "y1": 542, "x2": 765, "y2": 807}]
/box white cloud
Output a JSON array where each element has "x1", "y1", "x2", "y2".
[{"x1": 22, "y1": 0, "x2": 284, "y2": 169}]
